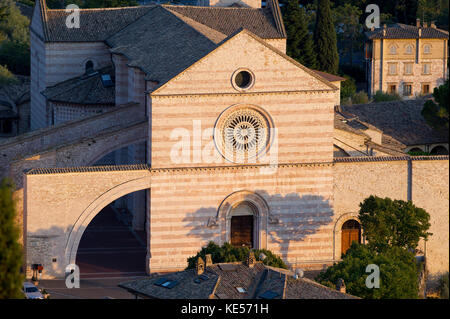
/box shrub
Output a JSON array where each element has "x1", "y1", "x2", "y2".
[
  {"x1": 0, "y1": 64, "x2": 18, "y2": 85},
  {"x1": 439, "y1": 272, "x2": 449, "y2": 299},
  {"x1": 407, "y1": 150, "x2": 431, "y2": 156},
  {"x1": 340, "y1": 74, "x2": 356, "y2": 101},
  {"x1": 186, "y1": 241, "x2": 287, "y2": 270},
  {"x1": 351, "y1": 91, "x2": 369, "y2": 105},
  {"x1": 373, "y1": 90, "x2": 401, "y2": 102}
]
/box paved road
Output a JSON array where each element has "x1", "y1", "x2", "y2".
[
  {"x1": 37, "y1": 276, "x2": 143, "y2": 299},
  {"x1": 76, "y1": 204, "x2": 147, "y2": 278},
  {"x1": 36, "y1": 204, "x2": 148, "y2": 298}
]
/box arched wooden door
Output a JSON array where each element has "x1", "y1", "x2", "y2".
[
  {"x1": 341, "y1": 220, "x2": 361, "y2": 256},
  {"x1": 230, "y1": 202, "x2": 255, "y2": 248}
]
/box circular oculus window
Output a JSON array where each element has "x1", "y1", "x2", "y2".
[
  {"x1": 232, "y1": 69, "x2": 254, "y2": 91},
  {"x1": 215, "y1": 106, "x2": 272, "y2": 162}
]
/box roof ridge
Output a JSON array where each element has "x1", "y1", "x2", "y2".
[
  {"x1": 266, "y1": 0, "x2": 286, "y2": 38},
  {"x1": 151, "y1": 28, "x2": 337, "y2": 94},
  {"x1": 162, "y1": 4, "x2": 261, "y2": 10},
  {"x1": 162, "y1": 6, "x2": 226, "y2": 44},
  {"x1": 46, "y1": 5, "x2": 152, "y2": 12},
  {"x1": 104, "y1": 5, "x2": 159, "y2": 44}
]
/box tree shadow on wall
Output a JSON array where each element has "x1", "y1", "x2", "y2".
[{"x1": 181, "y1": 190, "x2": 333, "y2": 268}]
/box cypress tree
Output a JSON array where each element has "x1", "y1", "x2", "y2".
[
  {"x1": 313, "y1": 0, "x2": 339, "y2": 74},
  {"x1": 0, "y1": 178, "x2": 24, "y2": 299},
  {"x1": 283, "y1": 0, "x2": 317, "y2": 69}
]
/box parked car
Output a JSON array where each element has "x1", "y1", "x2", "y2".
[{"x1": 22, "y1": 282, "x2": 44, "y2": 299}]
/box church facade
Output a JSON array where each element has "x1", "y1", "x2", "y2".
[{"x1": 22, "y1": 0, "x2": 448, "y2": 285}]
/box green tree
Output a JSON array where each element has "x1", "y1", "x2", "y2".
[
  {"x1": 0, "y1": 0, "x2": 29, "y2": 44},
  {"x1": 316, "y1": 243, "x2": 419, "y2": 299},
  {"x1": 0, "y1": 179, "x2": 24, "y2": 299},
  {"x1": 313, "y1": 0, "x2": 339, "y2": 74},
  {"x1": 421, "y1": 80, "x2": 449, "y2": 131},
  {"x1": 0, "y1": 64, "x2": 18, "y2": 85},
  {"x1": 340, "y1": 74, "x2": 356, "y2": 102},
  {"x1": 186, "y1": 241, "x2": 287, "y2": 270},
  {"x1": 0, "y1": 0, "x2": 30, "y2": 75},
  {"x1": 359, "y1": 196, "x2": 432, "y2": 253},
  {"x1": 417, "y1": 0, "x2": 449, "y2": 30},
  {"x1": 332, "y1": 3, "x2": 362, "y2": 66},
  {"x1": 283, "y1": 0, "x2": 317, "y2": 69}
]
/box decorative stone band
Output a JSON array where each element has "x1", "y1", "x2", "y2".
[
  {"x1": 25, "y1": 155, "x2": 449, "y2": 175},
  {"x1": 334, "y1": 155, "x2": 449, "y2": 162}
]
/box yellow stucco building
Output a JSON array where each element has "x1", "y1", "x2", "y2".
[{"x1": 365, "y1": 20, "x2": 448, "y2": 98}]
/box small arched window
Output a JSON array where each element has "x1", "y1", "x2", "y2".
[
  {"x1": 423, "y1": 44, "x2": 431, "y2": 54},
  {"x1": 85, "y1": 60, "x2": 94, "y2": 74},
  {"x1": 389, "y1": 45, "x2": 397, "y2": 55},
  {"x1": 405, "y1": 44, "x2": 413, "y2": 54}
]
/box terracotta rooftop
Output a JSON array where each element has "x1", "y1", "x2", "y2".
[
  {"x1": 366, "y1": 23, "x2": 448, "y2": 39},
  {"x1": 119, "y1": 260, "x2": 358, "y2": 299},
  {"x1": 312, "y1": 70, "x2": 346, "y2": 82},
  {"x1": 340, "y1": 99, "x2": 449, "y2": 146},
  {"x1": 0, "y1": 76, "x2": 30, "y2": 119},
  {"x1": 41, "y1": 67, "x2": 115, "y2": 105},
  {"x1": 40, "y1": 3, "x2": 285, "y2": 43}
]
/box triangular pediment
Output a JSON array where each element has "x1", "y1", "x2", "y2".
[{"x1": 152, "y1": 29, "x2": 337, "y2": 95}]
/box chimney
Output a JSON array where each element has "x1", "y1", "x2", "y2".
[
  {"x1": 205, "y1": 254, "x2": 213, "y2": 267},
  {"x1": 246, "y1": 251, "x2": 256, "y2": 268},
  {"x1": 431, "y1": 21, "x2": 436, "y2": 28},
  {"x1": 336, "y1": 278, "x2": 346, "y2": 294},
  {"x1": 416, "y1": 18, "x2": 421, "y2": 28},
  {"x1": 196, "y1": 257, "x2": 205, "y2": 275}
]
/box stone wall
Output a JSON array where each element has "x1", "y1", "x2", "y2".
[
  {"x1": 149, "y1": 163, "x2": 334, "y2": 272},
  {"x1": 334, "y1": 157, "x2": 449, "y2": 285}
]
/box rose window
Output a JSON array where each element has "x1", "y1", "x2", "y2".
[{"x1": 215, "y1": 107, "x2": 271, "y2": 162}]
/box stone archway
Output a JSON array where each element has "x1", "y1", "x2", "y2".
[
  {"x1": 65, "y1": 177, "x2": 151, "y2": 271},
  {"x1": 25, "y1": 168, "x2": 151, "y2": 279},
  {"x1": 333, "y1": 212, "x2": 363, "y2": 260},
  {"x1": 215, "y1": 190, "x2": 272, "y2": 250}
]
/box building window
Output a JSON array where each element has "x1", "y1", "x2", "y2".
[
  {"x1": 422, "y1": 83, "x2": 430, "y2": 94},
  {"x1": 85, "y1": 60, "x2": 94, "y2": 74},
  {"x1": 388, "y1": 63, "x2": 397, "y2": 75},
  {"x1": 389, "y1": 45, "x2": 397, "y2": 55},
  {"x1": 403, "y1": 83, "x2": 413, "y2": 96},
  {"x1": 231, "y1": 69, "x2": 254, "y2": 91},
  {"x1": 388, "y1": 84, "x2": 397, "y2": 94},
  {"x1": 214, "y1": 105, "x2": 272, "y2": 163},
  {"x1": 404, "y1": 63, "x2": 413, "y2": 75},
  {"x1": 405, "y1": 44, "x2": 413, "y2": 54},
  {"x1": 422, "y1": 63, "x2": 431, "y2": 75},
  {"x1": 423, "y1": 44, "x2": 431, "y2": 54}
]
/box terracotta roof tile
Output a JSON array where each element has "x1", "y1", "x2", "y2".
[
  {"x1": 42, "y1": 4, "x2": 284, "y2": 42},
  {"x1": 42, "y1": 67, "x2": 114, "y2": 105},
  {"x1": 118, "y1": 261, "x2": 358, "y2": 299},
  {"x1": 366, "y1": 23, "x2": 448, "y2": 39},
  {"x1": 341, "y1": 99, "x2": 449, "y2": 146}
]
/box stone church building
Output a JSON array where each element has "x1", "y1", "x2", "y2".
[{"x1": 10, "y1": 0, "x2": 447, "y2": 286}]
